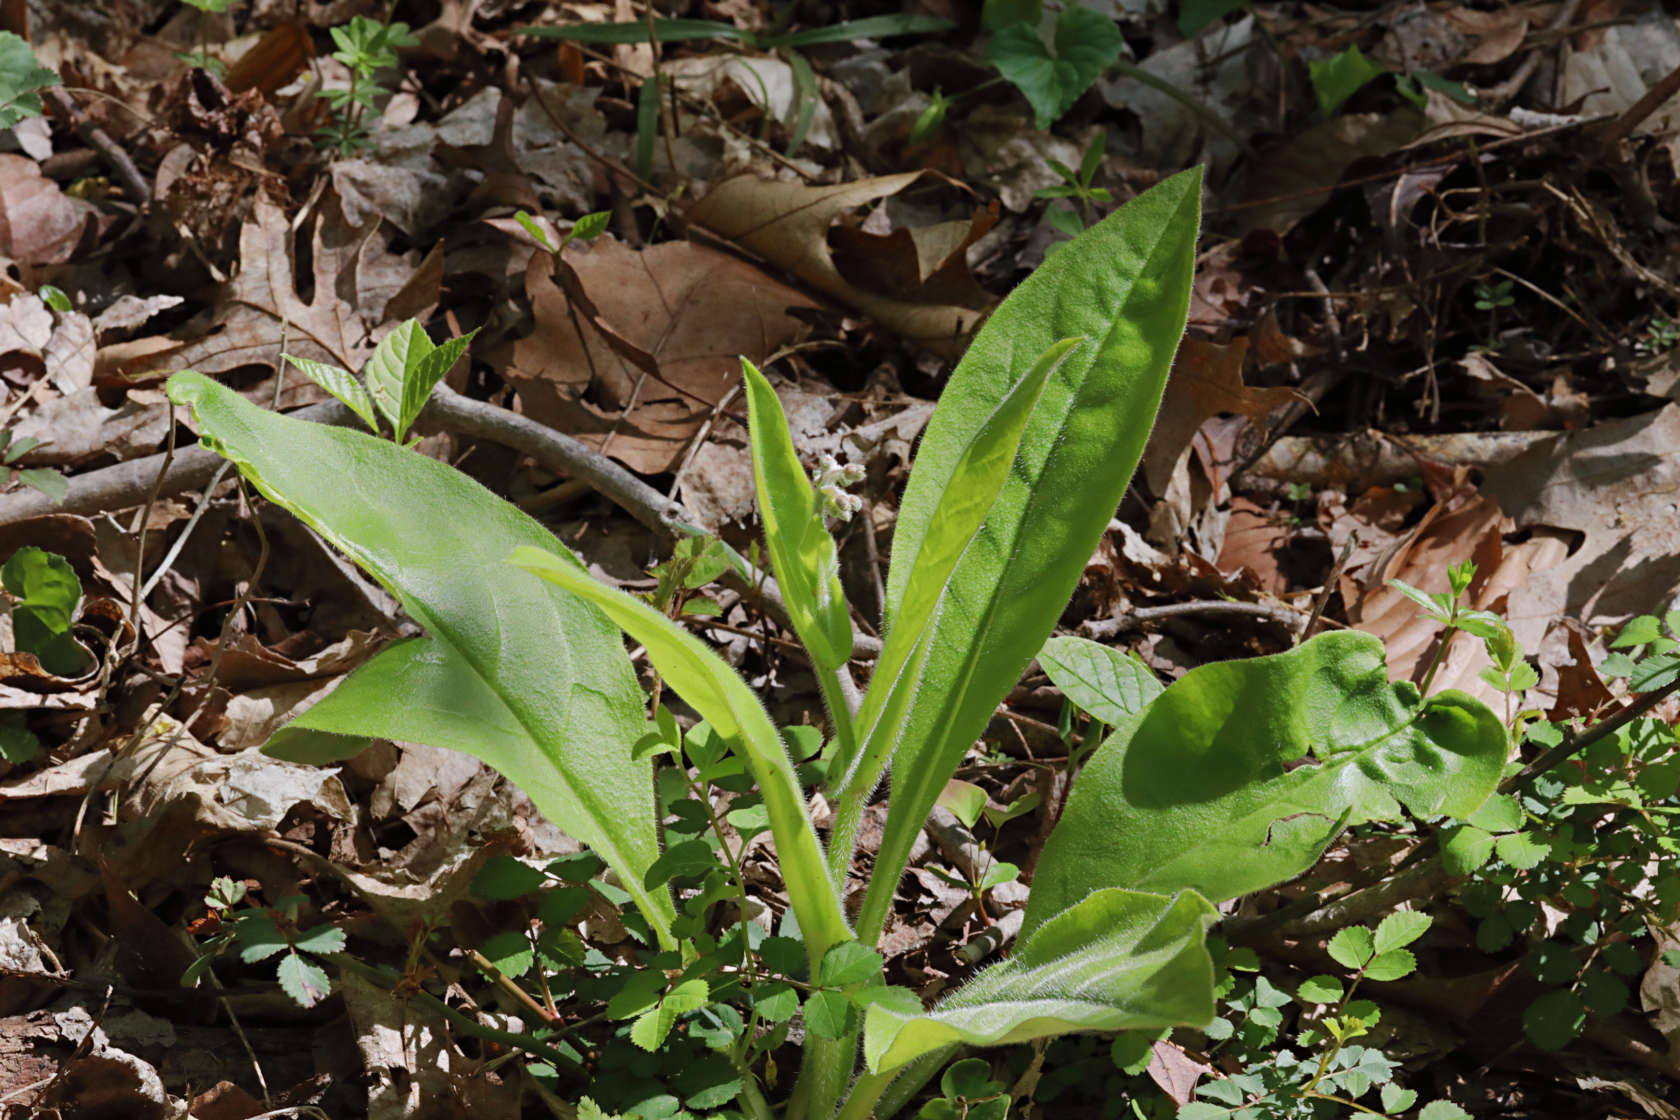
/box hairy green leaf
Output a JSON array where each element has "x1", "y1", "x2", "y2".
[
  {"x1": 860, "y1": 171, "x2": 1199, "y2": 941},
  {"x1": 837, "y1": 337, "x2": 1083, "y2": 824},
  {"x1": 862, "y1": 889, "x2": 1215, "y2": 1074},
  {"x1": 164, "y1": 372, "x2": 675, "y2": 948},
  {"x1": 1028, "y1": 632, "x2": 1505, "y2": 930}
]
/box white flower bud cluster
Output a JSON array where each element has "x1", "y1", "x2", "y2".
[{"x1": 812, "y1": 453, "x2": 865, "y2": 522}]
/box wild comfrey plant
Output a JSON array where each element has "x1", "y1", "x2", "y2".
[{"x1": 167, "y1": 171, "x2": 1507, "y2": 1118}]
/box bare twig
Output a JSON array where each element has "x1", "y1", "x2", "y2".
[
  {"x1": 1081, "y1": 598, "x2": 1310, "y2": 638},
  {"x1": 1300, "y1": 531, "x2": 1357, "y2": 643},
  {"x1": 42, "y1": 87, "x2": 151, "y2": 206},
  {"x1": 1598, "y1": 60, "x2": 1680, "y2": 146},
  {"x1": 0, "y1": 386, "x2": 882, "y2": 659}
]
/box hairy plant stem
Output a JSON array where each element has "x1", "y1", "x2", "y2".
[
  {"x1": 833, "y1": 1066, "x2": 894, "y2": 1120},
  {"x1": 818, "y1": 662, "x2": 863, "y2": 890},
  {"x1": 791, "y1": 1030, "x2": 857, "y2": 1120}
]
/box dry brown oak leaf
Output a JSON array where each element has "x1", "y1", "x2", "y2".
[
  {"x1": 137, "y1": 195, "x2": 440, "y2": 405},
  {"x1": 503, "y1": 237, "x2": 817, "y2": 476}
]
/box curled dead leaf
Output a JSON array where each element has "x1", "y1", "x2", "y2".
[
  {"x1": 690, "y1": 173, "x2": 987, "y2": 356},
  {"x1": 503, "y1": 237, "x2": 816, "y2": 475}
]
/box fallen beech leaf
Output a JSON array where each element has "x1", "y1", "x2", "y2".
[
  {"x1": 690, "y1": 173, "x2": 986, "y2": 356},
  {"x1": 829, "y1": 201, "x2": 998, "y2": 309},
  {"x1": 1215, "y1": 496, "x2": 1293, "y2": 596},
  {"x1": 0, "y1": 153, "x2": 93, "y2": 264},
  {"x1": 1547, "y1": 622, "x2": 1614, "y2": 723},
  {"x1": 1141, "y1": 337, "x2": 1303, "y2": 492},
  {"x1": 1345, "y1": 471, "x2": 1543, "y2": 699},
  {"x1": 503, "y1": 238, "x2": 816, "y2": 474},
  {"x1": 222, "y1": 21, "x2": 313, "y2": 96},
  {"x1": 1146, "y1": 1039, "x2": 1213, "y2": 1104}
]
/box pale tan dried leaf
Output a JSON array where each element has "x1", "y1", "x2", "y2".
[
  {"x1": 140, "y1": 196, "x2": 434, "y2": 397},
  {"x1": 0, "y1": 154, "x2": 93, "y2": 265},
  {"x1": 690, "y1": 173, "x2": 986, "y2": 356},
  {"x1": 504, "y1": 238, "x2": 816, "y2": 474},
  {"x1": 1485, "y1": 405, "x2": 1680, "y2": 648}
]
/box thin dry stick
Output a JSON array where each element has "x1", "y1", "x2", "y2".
[
  {"x1": 1, "y1": 386, "x2": 883, "y2": 659},
  {"x1": 42, "y1": 87, "x2": 151, "y2": 206},
  {"x1": 1300, "y1": 531, "x2": 1357, "y2": 643}
]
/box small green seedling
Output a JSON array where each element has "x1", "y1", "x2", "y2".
[
  {"x1": 177, "y1": 0, "x2": 242, "y2": 76},
  {"x1": 284, "y1": 319, "x2": 477, "y2": 444},
  {"x1": 2, "y1": 546, "x2": 87, "y2": 676},
  {"x1": 0, "y1": 32, "x2": 58, "y2": 130},
  {"x1": 316, "y1": 15, "x2": 417, "y2": 156},
  {"x1": 184, "y1": 876, "x2": 347, "y2": 1008},
  {"x1": 1037, "y1": 131, "x2": 1113, "y2": 238}
]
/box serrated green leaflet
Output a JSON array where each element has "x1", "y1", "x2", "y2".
[
  {"x1": 1037, "y1": 634, "x2": 1163, "y2": 727},
  {"x1": 283, "y1": 354, "x2": 378, "y2": 432},
  {"x1": 163, "y1": 371, "x2": 675, "y2": 948},
  {"x1": 0, "y1": 33, "x2": 58, "y2": 130},
  {"x1": 860, "y1": 169, "x2": 1201, "y2": 942},
  {"x1": 861, "y1": 888, "x2": 1216, "y2": 1073},
  {"x1": 398, "y1": 329, "x2": 477, "y2": 440},
  {"x1": 364, "y1": 319, "x2": 428, "y2": 432},
  {"x1": 1025, "y1": 631, "x2": 1506, "y2": 932}
]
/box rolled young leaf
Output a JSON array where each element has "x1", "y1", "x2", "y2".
[
  {"x1": 860, "y1": 888, "x2": 1216, "y2": 1074},
  {"x1": 858, "y1": 168, "x2": 1202, "y2": 940},
  {"x1": 1024, "y1": 631, "x2": 1507, "y2": 936},
  {"x1": 509, "y1": 545, "x2": 852, "y2": 967},
  {"x1": 164, "y1": 372, "x2": 676, "y2": 946},
  {"x1": 740, "y1": 358, "x2": 851, "y2": 671}
]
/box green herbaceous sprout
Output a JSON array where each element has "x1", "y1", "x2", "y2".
[
  {"x1": 165, "y1": 167, "x2": 1508, "y2": 1119},
  {"x1": 316, "y1": 14, "x2": 417, "y2": 156}
]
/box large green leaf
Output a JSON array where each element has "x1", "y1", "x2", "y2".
[
  {"x1": 741, "y1": 359, "x2": 850, "y2": 672},
  {"x1": 833, "y1": 337, "x2": 1083, "y2": 819},
  {"x1": 859, "y1": 168, "x2": 1201, "y2": 940},
  {"x1": 861, "y1": 888, "x2": 1215, "y2": 1074},
  {"x1": 985, "y1": 6, "x2": 1125, "y2": 129},
  {"x1": 1025, "y1": 631, "x2": 1506, "y2": 935},
  {"x1": 508, "y1": 546, "x2": 851, "y2": 967},
  {"x1": 164, "y1": 372, "x2": 675, "y2": 946}
]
